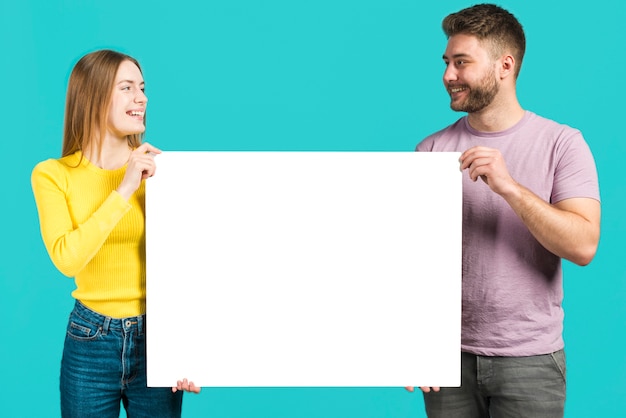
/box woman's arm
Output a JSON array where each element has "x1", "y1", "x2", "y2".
[{"x1": 31, "y1": 160, "x2": 131, "y2": 277}]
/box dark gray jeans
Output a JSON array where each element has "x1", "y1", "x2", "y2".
[{"x1": 424, "y1": 350, "x2": 566, "y2": 418}]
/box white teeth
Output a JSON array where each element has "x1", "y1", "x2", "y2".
[
  {"x1": 128, "y1": 111, "x2": 144, "y2": 117},
  {"x1": 450, "y1": 87, "x2": 466, "y2": 93}
]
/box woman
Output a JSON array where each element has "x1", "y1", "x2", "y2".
[{"x1": 31, "y1": 49, "x2": 199, "y2": 417}]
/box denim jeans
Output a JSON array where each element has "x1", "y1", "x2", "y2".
[
  {"x1": 423, "y1": 350, "x2": 566, "y2": 418},
  {"x1": 60, "y1": 301, "x2": 183, "y2": 418}
]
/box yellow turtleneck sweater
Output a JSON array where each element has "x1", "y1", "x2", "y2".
[{"x1": 31, "y1": 151, "x2": 146, "y2": 318}]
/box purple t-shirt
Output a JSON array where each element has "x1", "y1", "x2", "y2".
[{"x1": 417, "y1": 111, "x2": 599, "y2": 356}]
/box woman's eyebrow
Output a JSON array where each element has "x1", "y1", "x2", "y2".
[{"x1": 117, "y1": 79, "x2": 145, "y2": 85}]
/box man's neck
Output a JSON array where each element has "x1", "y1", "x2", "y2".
[{"x1": 466, "y1": 96, "x2": 525, "y2": 133}]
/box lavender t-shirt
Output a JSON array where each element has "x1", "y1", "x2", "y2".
[{"x1": 417, "y1": 111, "x2": 599, "y2": 356}]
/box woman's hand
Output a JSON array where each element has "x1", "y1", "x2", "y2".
[
  {"x1": 116, "y1": 142, "x2": 161, "y2": 200},
  {"x1": 172, "y1": 378, "x2": 201, "y2": 394}
]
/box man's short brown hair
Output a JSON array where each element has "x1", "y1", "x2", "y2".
[{"x1": 443, "y1": 3, "x2": 526, "y2": 78}]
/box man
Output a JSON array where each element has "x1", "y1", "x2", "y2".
[{"x1": 406, "y1": 4, "x2": 600, "y2": 417}]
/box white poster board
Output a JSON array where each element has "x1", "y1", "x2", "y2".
[{"x1": 146, "y1": 151, "x2": 461, "y2": 387}]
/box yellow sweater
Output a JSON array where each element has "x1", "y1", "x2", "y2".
[{"x1": 31, "y1": 151, "x2": 146, "y2": 318}]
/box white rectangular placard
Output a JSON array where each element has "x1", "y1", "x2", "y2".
[{"x1": 146, "y1": 151, "x2": 461, "y2": 387}]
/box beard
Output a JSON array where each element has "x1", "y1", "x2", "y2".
[{"x1": 449, "y1": 68, "x2": 499, "y2": 113}]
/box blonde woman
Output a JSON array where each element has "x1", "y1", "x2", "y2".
[{"x1": 32, "y1": 49, "x2": 199, "y2": 417}]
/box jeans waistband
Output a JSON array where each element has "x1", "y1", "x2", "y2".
[{"x1": 73, "y1": 300, "x2": 145, "y2": 335}]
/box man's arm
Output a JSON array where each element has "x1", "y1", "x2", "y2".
[
  {"x1": 506, "y1": 191, "x2": 599, "y2": 266},
  {"x1": 460, "y1": 146, "x2": 600, "y2": 266}
]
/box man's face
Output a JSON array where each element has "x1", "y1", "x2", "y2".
[{"x1": 442, "y1": 34, "x2": 499, "y2": 113}]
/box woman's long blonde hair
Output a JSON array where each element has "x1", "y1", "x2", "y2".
[{"x1": 62, "y1": 49, "x2": 144, "y2": 157}]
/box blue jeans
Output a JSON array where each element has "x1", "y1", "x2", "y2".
[
  {"x1": 423, "y1": 350, "x2": 566, "y2": 418},
  {"x1": 60, "y1": 301, "x2": 183, "y2": 418}
]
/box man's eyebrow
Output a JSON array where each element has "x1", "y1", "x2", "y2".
[{"x1": 442, "y1": 53, "x2": 472, "y2": 60}]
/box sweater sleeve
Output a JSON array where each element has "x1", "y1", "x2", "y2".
[{"x1": 31, "y1": 160, "x2": 132, "y2": 277}]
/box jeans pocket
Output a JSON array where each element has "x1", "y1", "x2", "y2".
[
  {"x1": 549, "y1": 349, "x2": 567, "y2": 382},
  {"x1": 66, "y1": 313, "x2": 102, "y2": 341}
]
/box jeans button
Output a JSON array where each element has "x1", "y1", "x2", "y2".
[{"x1": 125, "y1": 320, "x2": 131, "y2": 327}]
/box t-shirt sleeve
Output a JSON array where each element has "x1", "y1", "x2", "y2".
[
  {"x1": 551, "y1": 129, "x2": 600, "y2": 203},
  {"x1": 415, "y1": 134, "x2": 436, "y2": 152}
]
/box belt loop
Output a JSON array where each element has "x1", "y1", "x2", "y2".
[
  {"x1": 102, "y1": 316, "x2": 111, "y2": 336},
  {"x1": 137, "y1": 315, "x2": 144, "y2": 336}
]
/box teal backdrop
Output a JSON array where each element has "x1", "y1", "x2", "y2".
[{"x1": 1, "y1": 0, "x2": 624, "y2": 417}]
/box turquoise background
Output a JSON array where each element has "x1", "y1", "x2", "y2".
[{"x1": 1, "y1": 0, "x2": 624, "y2": 416}]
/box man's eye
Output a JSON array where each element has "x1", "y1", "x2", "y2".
[{"x1": 456, "y1": 60, "x2": 466, "y2": 65}]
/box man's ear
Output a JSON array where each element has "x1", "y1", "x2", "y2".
[{"x1": 499, "y1": 54, "x2": 516, "y2": 80}]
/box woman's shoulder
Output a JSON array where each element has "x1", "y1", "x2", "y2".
[
  {"x1": 32, "y1": 152, "x2": 83, "y2": 181},
  {"x1": 34, "y1": 152, "x2": 81, "y2": 170}
]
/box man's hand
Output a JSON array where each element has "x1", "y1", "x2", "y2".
[
  {"x1": 404, "y1": 386, "x2": 440, "y2": 393},
  {"x1": 459, "y1": 146, "x2": 517, "y2": 197},
  {"x1": 459, "y1": 146, "x2": 600, "y2": 266}
]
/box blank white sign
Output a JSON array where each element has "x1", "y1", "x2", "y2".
[{"x1": 146, "y1": 151, "x2": 461, "y2": 387}]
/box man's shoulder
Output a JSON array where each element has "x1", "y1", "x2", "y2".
[
  {"x1": 416, "y1": 117, "x2": 467, "y2": 151},
  {"x1": 523, "y1": 111, "x2": 581, "y2": 135},
  {"x1": 430, "y1": 116, "x2": 466, "y2": 137}
]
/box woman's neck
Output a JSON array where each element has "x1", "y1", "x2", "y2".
[{"x1": 83, "y1": 136, "x2": 132, "y2": 170}]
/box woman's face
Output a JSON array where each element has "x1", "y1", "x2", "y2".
[{"x1": 107, "y1": 60, "x2": 147, "y2": 140}]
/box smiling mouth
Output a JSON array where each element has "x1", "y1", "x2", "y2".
[
  {"x1": 449, "y1": 86, "x2": 467, "y2": 94},
  {"x1": 127, "y1": 110, "x2": 145, "y2": 117}
]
